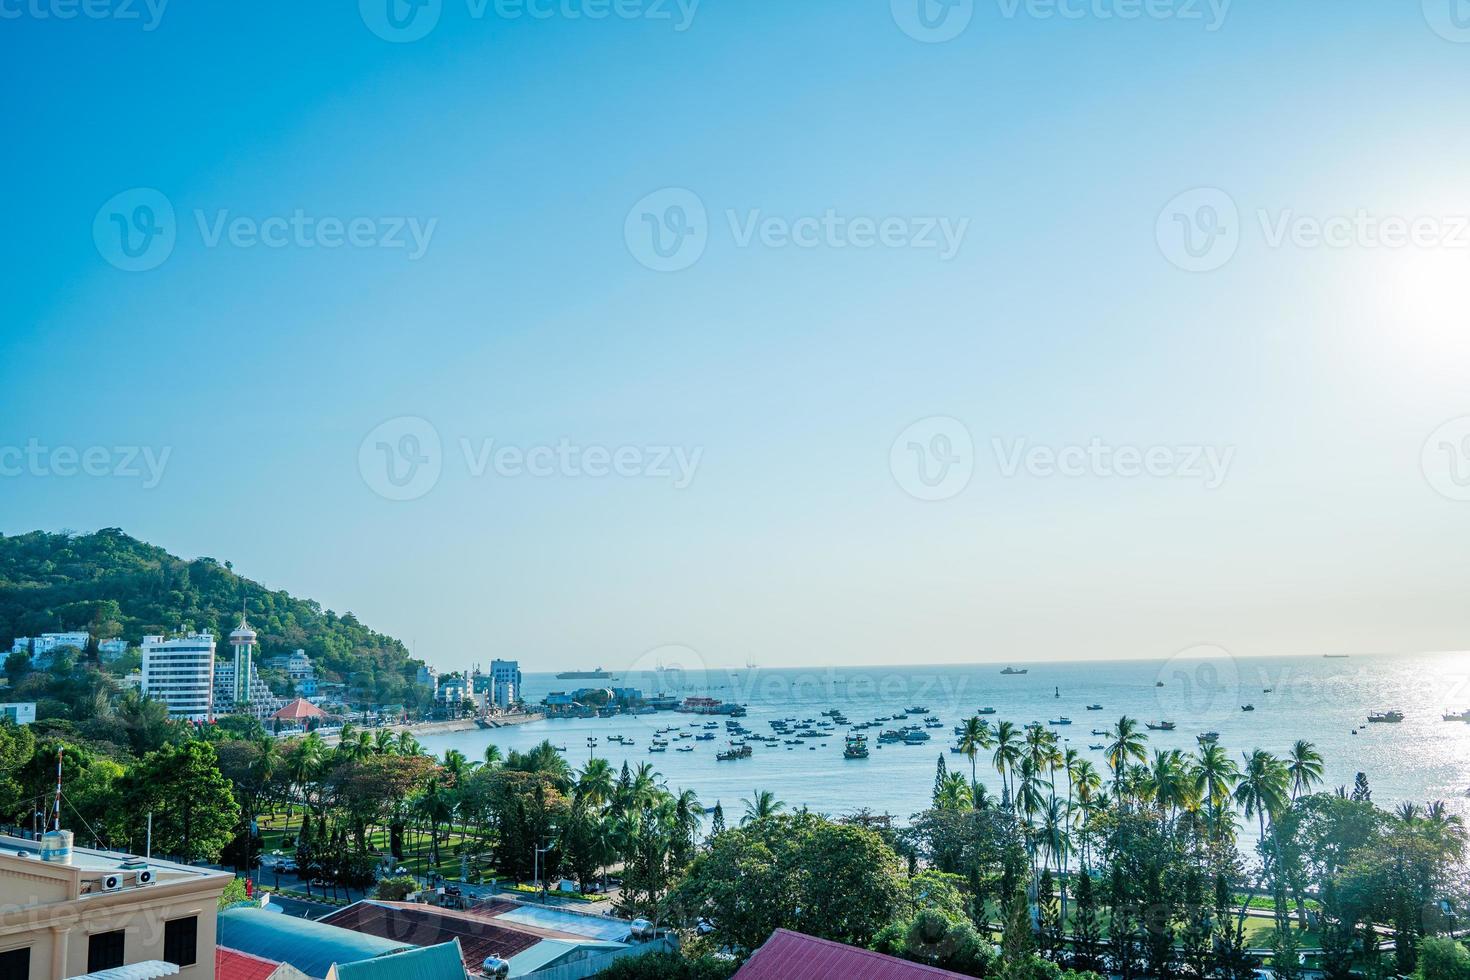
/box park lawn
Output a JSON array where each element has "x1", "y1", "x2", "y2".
[{"x1": 254, "y1": 812, "x2": 499, "y2": 883}]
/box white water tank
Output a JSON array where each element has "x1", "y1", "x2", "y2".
[{"x1": 40, "y1": 830, "x2": 72, "y2": 865}]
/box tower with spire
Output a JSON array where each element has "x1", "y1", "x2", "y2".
[{"x1": 229, "y1": 603, "x2": 257, "y2": 709}]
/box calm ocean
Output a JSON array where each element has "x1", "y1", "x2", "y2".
[{"x1": 418, "y1": 651, "x2": 1470, "y2": 826}]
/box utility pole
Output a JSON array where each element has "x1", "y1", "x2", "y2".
[{"x1": 145, "y1": 812, "x2": 152, "y2": 859}]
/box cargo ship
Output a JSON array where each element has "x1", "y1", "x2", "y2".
[{"x1": 555, "y1": 667, "x2": 614, "y2": 680}]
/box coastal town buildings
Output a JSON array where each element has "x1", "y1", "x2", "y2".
[
  {"x1": 0, "y1": 829, "x2": 232, "y2": 980},
  {"x1": 140, "y1": 631, "x2": 217, "y2": 721}
]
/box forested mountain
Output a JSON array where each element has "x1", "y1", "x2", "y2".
[{"x1": 0, "y1": 528, "x2": 422, "y2": 688}]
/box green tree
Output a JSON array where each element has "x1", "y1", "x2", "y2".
[{"x1": 120, "y1": 741, "x2": 240, "y2": 862}]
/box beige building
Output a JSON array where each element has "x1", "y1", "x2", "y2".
[{"x1": 0, "y1": 831, "x2": 231, "y2": 980}]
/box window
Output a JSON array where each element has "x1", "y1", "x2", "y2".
[
  {"x1": 0, "y1": 946, "x2": 29, "y2": 980},
  {"x1": 163, "y1": 916, "x2": 197, "y2": 967},
  {"x1": 87, "y1": 931, "x2": 125, "y2": 973}
]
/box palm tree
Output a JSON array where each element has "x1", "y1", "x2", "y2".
[
  {"x1": 1106, "y1": 716, "x2": 1148, "y2": 800},
  {"x1": 991, "y1": 721, "x2": 1023, "y2": 805},
  {"x1": 577, "y1": 758, "x2": 616, "y2": 808},
  {"x1": 741, "y1": 789, "x2": 784, "y2": 824},
  {"x1": 935, "y1": 772, "x2": 973, "y2": 810},
  {"x1": 395, "y1": 730, "x2": 422, "y2": 756},
  {"x1": 482, "y1": 744, "x2": 503, "y2": 767},
  {"x1": 1192, "y1": 743, "x2": 1240, "y2": 840},
  {"x1": 282, "y1": 733, "x2": 325, "y2": 820},
  {"x1": 442, "y1": 748, "x2": 473, "y2": 783},
  {"x1": 373, "y1": 728, "x2": 397, "y2": 755},
  {"x1": 1286, "y1": 740, "x2": 1324, "y2": 799},
  {"x1": 957, "y1": 716, "x2": 993, "y2": 806},
  {"x1": 1233, "y1": 749, "x2": 1290, "y2": 926}
]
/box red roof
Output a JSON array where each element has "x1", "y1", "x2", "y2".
[
  {"x1": 319, "y1": 901, "x2": 546, "y2": 969},
  {"x1": 733, "y1": 929, "x2": 973, "y2": 980},
  {"x1": 216, "y1": 945, "x2": 284, "y2": 980},
  {"x1": 273, "y1": 698, "x2": 327, "y2": 721}
]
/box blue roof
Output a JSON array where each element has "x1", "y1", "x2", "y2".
[
  {"x1": 331, "y1": 941, "x2": 467, "y2": 980},
  {"x1": 218, "y1": 907, "x2": 410, "y2": 978}
]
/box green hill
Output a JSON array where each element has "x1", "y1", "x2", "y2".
[{"x1": 0, "y1": 528, "x2": 424, "y2": 694}]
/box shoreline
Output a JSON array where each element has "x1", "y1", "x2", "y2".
[{"x1": 311, "y1": 711, "x2": 545, "y2": 744}]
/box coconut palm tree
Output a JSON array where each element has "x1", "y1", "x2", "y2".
[
  {"x1": 395, "y1": 730, "x2": 422, "y2": 756},
  {"x1": 577, "y1": 758, "x2": 616, "y2": 808},
  {"x1": 1286, "y1": 740, "x2": 1324, "y2": 799},
  {"x1": 1233, "y1": 749, "x2": 1290, "y2": 925},
  {"x1": 373, "y1": 728, "x2": 397, "y2": 755},
  {"x1": 935, "y1": 772, "x2": 973, "y2": 811},
  {"x1": 741, "y1": 789, "x2": 785, "y2": 824},
  {"x1": 1107, "y1": 716, "x2": 1148, "y2": 800},
  {"x1": 957, "y1": 716, "x2": 993, "y2": 805},
  {"x1": 482, "y1": 744, "x2": 503, "y2": 767},
  {"x1": 1192, "y1": 743, "x2": 1240, "y2": 840},
  {"x1": 991, "y1": 721, "x2": 1023, "y2": 805}
]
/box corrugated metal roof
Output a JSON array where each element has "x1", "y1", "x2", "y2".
[
  {"x1": 733, "y1": 929, "x2": 973, "y2": 980},
  {"x1": 216, "y1": 946, "x2": 285, "y2": 980},
  {"x1": 219, "y1": 906, "x2": 411, "y2": 979},
  {"x1": 320, "y1": 901, "x2": 543, "y2": 968},
  {"x1": 66, "y1": 961, "x2": 179, "y2": 980},
  {"x1": 331, "y1": 941, "x2": 468, "y2": 980}
]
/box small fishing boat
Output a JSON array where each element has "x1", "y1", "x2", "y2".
[
  {"x1": 649, "y1": 745, "x2": 666, "y2": 753},
  {"x1": 1145, "y1": 721, "x2": 1176, "y2": 731},
  {"x1": 1240, "y1": 704, "x2": 1255, "y2": 712},
  {"x1": 1091, "y1": 729, "x2": 1108, "y2": 736},
  {"x1": 1089, "y1": 743, "x2": 1104, "y2": 751},
  {"x1": 906, "y1": 705, "x2": 929, "y2": 714},
  {"x1": 1001, "y1": 667, "x2": 1028, "y2": 675},
  {"x1": 1368, "y1": 710, "x2": 1405, "y2": 723},
  {"x1": 716, "y1": 743, "x2": 753, "y2": 760},
  {"x1": 1155, "y1": 680, "x2": 1165, "y2": 687},
  {"x1": 1442, "y1": 710, "x2": 1470, "y2": 722},
  {"x1": 1049, "y1": 717, "x2": 1073, "y2": 726},
  {"x1": 977, "y1": 707, "x2": 997, "y2": 715},
  {"x1": 676, "y1": 745, "x2": 694, "y2": 752},
  {"x1": 1198, "y1": 731, "x2": 1220, "y2": 743},
  {"x1": 1086, "y1": 704, "x2": 1103, "y2": 711}
]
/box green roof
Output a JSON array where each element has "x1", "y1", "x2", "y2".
[
  {"x1": 332, "y1": 941, "x2": 467, "y2": 980},
  {"x1": 219, "y1": 907, "x2": 410, "y2": 978}
]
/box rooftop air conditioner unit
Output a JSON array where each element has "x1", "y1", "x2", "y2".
[
  {"x1": 101, "y1": 874, "x2": 122, "y2": 891},
  {"x1": 136, "y1": 869, "x2": 155, "y2": 885}
]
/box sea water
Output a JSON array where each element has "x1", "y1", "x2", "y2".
[{"x1": 418, "y1": 651, "x2": 1470, "y2": 826}]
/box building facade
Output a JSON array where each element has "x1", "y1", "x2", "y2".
[
  {"x1": 0, "y1": 831, "x2": 231, "y2": 980},
  {"x1": 141, "y1": 632, "x2": 216, "y2": 720},
  {"x1": 0, "y1": 704, "x2": 36, "y2": 726},
  {"x1": 488, "y1": 659, "x2": 521, "y2": 709},
  {"x1": 12, "y1": 633, "x2": 91, "y2": 668}
]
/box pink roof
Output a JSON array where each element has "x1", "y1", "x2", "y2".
[
  {"x1": 733, "y1": 929, "x2": 973, "y2": 980},
  {"x1": 216, "y1": 945, "x2": 284, "y2": 980}
]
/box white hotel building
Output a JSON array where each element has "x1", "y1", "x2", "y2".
[{"x1": 141, "y1": 632, "x2": 216, "y2": 720}]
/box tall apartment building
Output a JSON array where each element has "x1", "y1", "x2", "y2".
[
  {"x1": 489, "y1": 659, "x2": 521, "y2": 709},
  {"x1": 141, "y1": 632, "x2": 216, "y2": 721}
]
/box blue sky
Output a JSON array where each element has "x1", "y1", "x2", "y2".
[{"x1": 5, "y1": 0, "x2": 1470, "y2": 673}]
